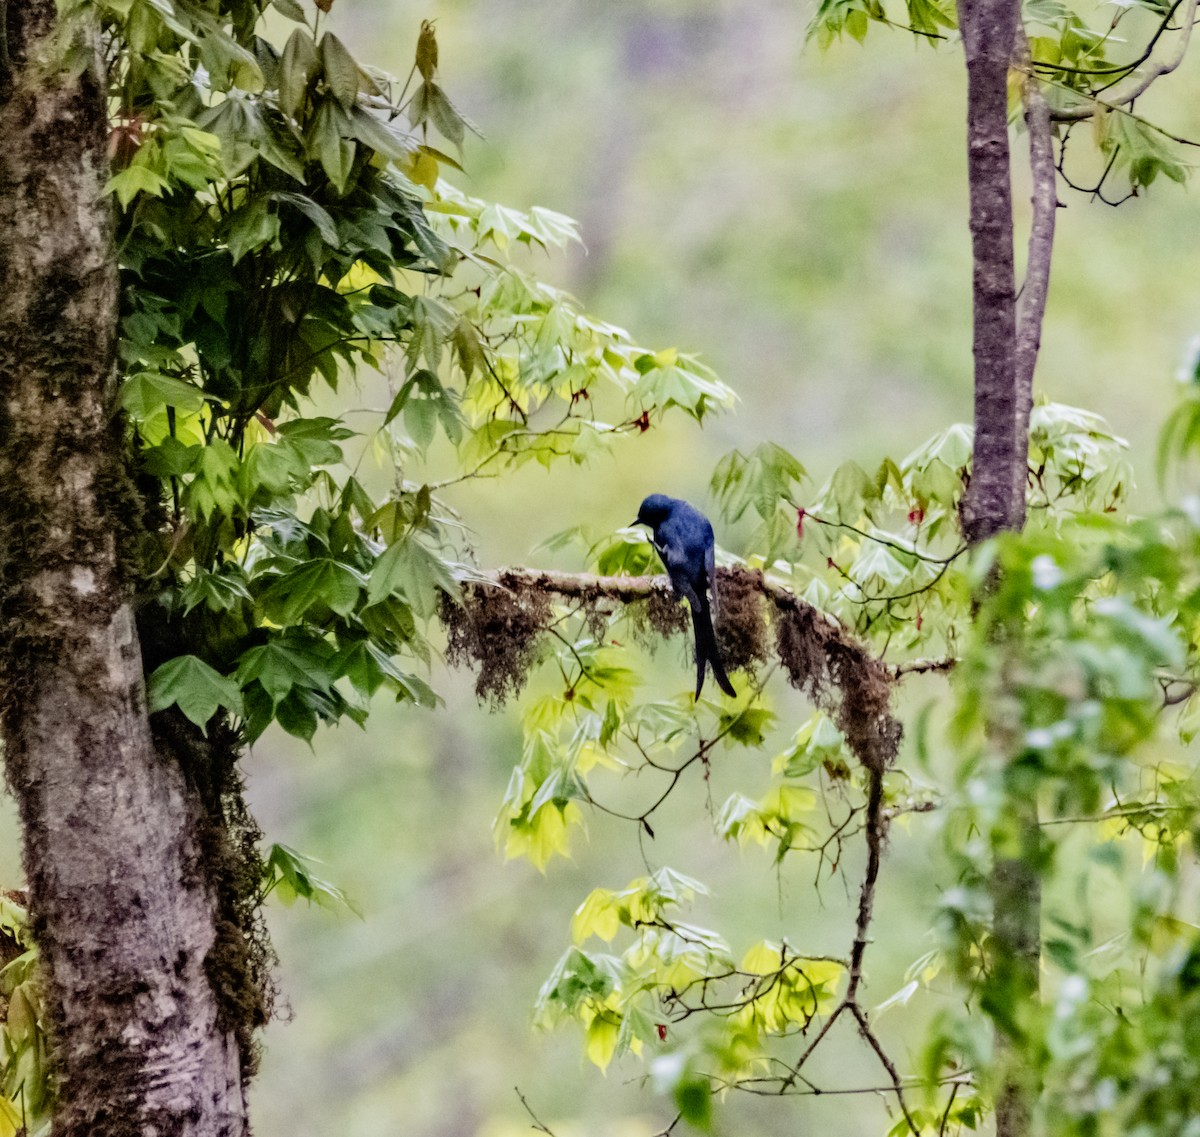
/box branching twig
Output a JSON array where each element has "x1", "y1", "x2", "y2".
[
  {"x1": 768, "y1": 763, "x2": 920, "y2": 1133},
  {"x1": 1030, "y1": 0, "x2": 1184, "y2": 79},
  {"x1": 1051, "y1": 0, "x2": 1199, "y2": 121},
  {"x1": 514, "y1": 1087, "x2": 558, "y2": 1137}
]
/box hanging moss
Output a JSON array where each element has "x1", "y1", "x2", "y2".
[
  {"x1": 773, "y1": 598, "x2": 900, "y2": 773},
  {"x1": 442, "y1": 582, "x2": 554, "y2": 706},
  {"x1": 438, "y1": 565, "x2": 900, "y2": 775},
  {"x1": 629, "y1": 586, "x2": 689, "y2": 646},
  {"x1": 712, "y1": 566, "x2": 769, "y2": 675}
]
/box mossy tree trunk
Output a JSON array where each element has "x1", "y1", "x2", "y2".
[{"x1": 0, "y1": 2, "x2": 250, "y2": 1133}]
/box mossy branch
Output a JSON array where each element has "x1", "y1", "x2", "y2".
[{"x1": 444, "y1": 564, "x2": 901, "y2": 774}]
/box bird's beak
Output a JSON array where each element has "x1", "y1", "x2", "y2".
[{"x1": 630, "y1": 519, "x2": 643, "y2": 528}]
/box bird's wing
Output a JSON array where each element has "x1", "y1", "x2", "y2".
[{"x1": 653, "y1": 536, "x2": 700, "y2": 607}]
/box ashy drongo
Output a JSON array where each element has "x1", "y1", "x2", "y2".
[{"x1": 633, "y1": 494, "x2": 736, "y2": 699}]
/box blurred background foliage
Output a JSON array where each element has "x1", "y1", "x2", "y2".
[{"x1": 7, "y1": 0, "x2": 1200, "y2": 1134}]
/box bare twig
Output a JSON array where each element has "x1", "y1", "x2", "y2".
[
  {"x1": 939, "y1": 1079, "x2": 962, "y2": 1137},
  {"x1": 514, "y1": 1087, "x2": 558, "y2": 1137},
  {"x1": 768, "y1": 763, "x2": 920, "y2": 1133},
  {"x1": 850, "y1": 1002, "x2": 921, "y2": 1136},
  {"x1": 651, "y1": 1113, "x2": 682, "y2": 1137}
]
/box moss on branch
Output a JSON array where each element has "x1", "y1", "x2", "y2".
[{"x1": 441, "y1": 564, "x2": 900, "y2": 773}]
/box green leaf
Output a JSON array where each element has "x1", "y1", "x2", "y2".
[
  {"x1": 812, "y1": 459, "x2": 875, "y2": 521},
  {"x1": 310, "y1": 99, "x2": 357, "y2": 192},
  {"x1": 279, "y1": 27, "x2": 320, "y2": 120},
  {"x1": 275, "y1": 689, "x2": 319, "y2": 741},
  {"x1": 425, "y1": 83, "x2": 465, "y2": 147},
  {"x1": 261, "y1": 558, "x2": 364, "y2": 623},
  {"x1": 270, "y1": 191, "x2": 340, "y2": 246},
  {"x1": 367, "y1": 535, "x2": 457, "y2": 617},
  {"x1": 903, "y1": 422, "x2": 974, "y2": 472},
  {"x1": 346, "y1": 105, "x2": 410, "y2": 161},
  {"x1": 147, "y1": 655, "x2": 244, "y2": 728},
  {"x1": 272, "y1": 0, "x2": 306, "y2": 21},
  {"x1": 717, "y1": 704, "x2": 776, "y2": 748},
  {"x1": 264, "y1": 843, "x2": 360, "y2": 914},
  {"x1": 675, "y1": 1075, "x2": 713, "y2": 1130},
  {"x1": 235, "y1": 638, "x2": 337, "y2": 703},
  {"x1": 710, "y1": 442, "x2": 807, "y2": 523},
  {"x1": 181, "y1": 568, "x2": 253, "y2": 615},
  {"x1": 226, "y1": 199, "x2": 280, "y2": 264},
  {"x1": 120, "y1": 371, "x2": 207, "y2": 416},
  {"x1": 105, "y1": 164, "x2": 171, "y2": 207},
  {"x1": 141, "y1": 437, "x2": 202, "y2": 478},
  {"x1": 320, "y1": 33, "x2": 361, "y2": 109}
]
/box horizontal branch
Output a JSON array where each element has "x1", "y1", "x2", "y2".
[
  {"x1": 480, "y1": 565, "x2": 843, "y2": 628},
  {"x1": 458, "y1": 564, "x2": 904, "y2": 773},
  {"x1": 482, "y1": 568, "x2": 957, "y2": 679}
]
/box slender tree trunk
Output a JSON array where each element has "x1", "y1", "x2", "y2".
[
  {"x1": 955, "y1": 4, "x2": 1042, "y2": 1136},
  {"x1": 0, "y1": 3, "x2": 249, "y2": 1133},
  {"x1": 958, "y1": 0, "x2": 1024, "y2": 542},
  {"x1": 1012, "y1": 25, "x2": 1057, "y2": 522}
]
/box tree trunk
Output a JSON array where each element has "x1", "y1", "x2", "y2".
[
  {"x1": 0, "y1": 2, "x2": 249, "y2": 1133},
  {"x1": 955, "y1": 3, "x2": 1041, "y2": 1136},
  {"x1": 957, "y1": 0, "x2": 1025, "y2": 542}
]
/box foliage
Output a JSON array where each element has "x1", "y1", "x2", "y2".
[
  {"x1": 0, "y1": 898, "x2": 48, "y2": 1137},
  {"x1": 70, "y1": 0, "x2": 734, "y2": 750}
]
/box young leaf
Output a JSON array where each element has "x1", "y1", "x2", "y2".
[{"x1": 147, "y1": 655, "x2": 244, "y2": 728}]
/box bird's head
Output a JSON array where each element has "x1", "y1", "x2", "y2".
[{"x1": 633, "y1": 493, "x2": 676, "y2": 528}]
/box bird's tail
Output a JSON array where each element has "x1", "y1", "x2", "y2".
[{"x1": 692, "y1": 594, "x2": 736, "y2": 699}]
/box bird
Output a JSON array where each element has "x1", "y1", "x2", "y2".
[{"x1": 633, "y1": 494, "x2": 736, "y2": 699}]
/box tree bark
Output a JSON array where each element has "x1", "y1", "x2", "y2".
[
  {"x1": 0, "y1": 3, "x2": 249, "y2": 1134},
  {"x1": 957, "y1": 0, "x2": 1025, "y2": 542}
]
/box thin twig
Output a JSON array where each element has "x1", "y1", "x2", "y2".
[
  {"x1": 1030, "y1": 0, "x2": 1184, "y2": 77},
  {"x1": 514, "y1": 1087, "x2": 558, "y2": 1137},
  {"x1": 849, "y1": 1003, "x2": 921, "y2": 1136},
  {"x1": 939, "y1": 1079, "x2": 962, "y2": 1137},
  {"x1": 889, "y1": 656, "x2": 957, "y2": 677},
  {"x1": 848, "y1": 764, "x2": 886, "y2": 983}
]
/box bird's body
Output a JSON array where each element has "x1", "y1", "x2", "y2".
[{"x1": 634, "y1": 494, "x2": 736, "y2": 698}]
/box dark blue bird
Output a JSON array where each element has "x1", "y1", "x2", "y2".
[{"x1": 633, "y1": 494, "x2": 736, "y2": 699}]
